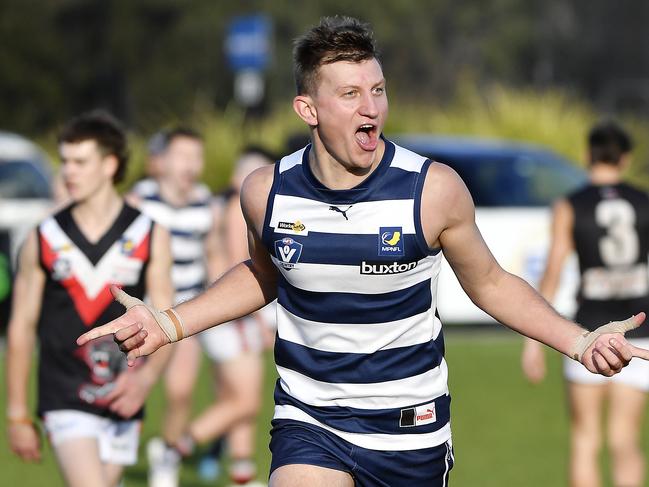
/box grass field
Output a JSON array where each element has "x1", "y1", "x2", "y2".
[{"x1": 2, "y1": 327, "x2": 648, "y2": 486}]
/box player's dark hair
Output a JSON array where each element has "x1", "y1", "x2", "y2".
[
  {"x1": 293, "y1": 16, "x2": 380, "y2": 95},
  {"x1": 241, "y1": 144, "x2": 276, "y2": 163},
  {"x1": 58, "y1": 110, "x2": 129, "y2": 184},
  {"x1": 588, "y1": 120, "x2": 633, "y2": 165},
  {"x1": 161, "y1": 126, "x2": 203, "y2": 150}
]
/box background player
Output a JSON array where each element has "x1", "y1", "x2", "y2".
[
  {"x1": 6, "y1": 110, "x2": 173, "y2": 487},
  {"x1": 128, "y1": 127, "x2": 223, "y2": 487},
  {"x1": 175, "y1": 146, "x2": 276, "y2": 487},
  {"x1": 522, "y1": 121, "x2": 649, "y2": 487}
]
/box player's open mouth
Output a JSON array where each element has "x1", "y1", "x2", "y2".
[{"x1": 355, "y1": 124, "x2": 378, "y2": 151}]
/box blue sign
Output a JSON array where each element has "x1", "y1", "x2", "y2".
[{"x1": 225, "y1": 15, "x2": 272, "y2": 71}]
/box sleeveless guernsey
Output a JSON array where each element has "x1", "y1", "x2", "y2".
[
  {"x1": 569, "y1": 183, "x2": 649, "y2": 338},
  {"x1": 262, "y1": 139, "x2": 450, "y2": 451},
  {"x1": 37, "y1": 203, "x2": 153, "y2": 418},
  {"x1": 131, "y1": 178, "x2": 213, "y2": 304}
]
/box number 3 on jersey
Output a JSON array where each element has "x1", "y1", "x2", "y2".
[{"x1": 596, "y1": 199, "x2": 639, "y2": 265}]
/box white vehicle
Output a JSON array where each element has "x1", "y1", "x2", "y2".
[
  {"x1": 395, "y1": 135, "x2": 588, "y2": 324},
  {"x1": 0, "y1": 131, "x2": 54, "y2": 323}
]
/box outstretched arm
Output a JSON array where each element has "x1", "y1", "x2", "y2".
[
  {"x1": 77, "y1": 165, "x2": 278, "y2": 363},
  {"x1": 423, "y1": 163, "x2": 649, "y2": 375}
]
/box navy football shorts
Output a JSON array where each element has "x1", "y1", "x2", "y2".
[{"x1": 269, "y1": 419, "x2": 454, "y2": 486}]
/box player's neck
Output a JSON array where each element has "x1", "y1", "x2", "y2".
[
  {"x1": 158, "y1": 177, "x2": 194, "y2": 206},
  {"x1": 71, "y1": 188, "x2": 123, "y2": 243},
  {"x1": 589, "y1": 163, "x2": 623, "y2": 186},
  {"x1": 308, "y1": 138, "x2": 385, "y2": 190}
]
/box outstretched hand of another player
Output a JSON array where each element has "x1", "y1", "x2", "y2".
[
  {"x1": 573, "y1": 312, "x2": 649, "y2": 376},
  {"x1": 77, "y1": 286, "x2": 182, "y2": 366}
]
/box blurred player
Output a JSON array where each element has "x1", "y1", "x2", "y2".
[
  {"x1": 180, "y1": 146, "x2": 276, "y2": 487},
  {"x1": 6, "y1": 110, "x2": 173, "y2": 487},
  {"x1": 522, "y1": 121, "x2": 649, "y2": 487},
  {"x1": 128, "y1": 127, "x2": 223, "y2": 487},
  {"x1": 80, "y1": 18, "x2": 649, "y2": 487}
]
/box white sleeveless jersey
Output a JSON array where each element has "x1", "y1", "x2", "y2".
[
  {"x1": 131, "y1": 178, "x2": 213, "y2": 304},
  {"x1": 262, "y1": 139, "x2": 449, "y2": 451}
]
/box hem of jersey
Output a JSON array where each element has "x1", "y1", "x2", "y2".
[{"x1": 274, "y1": 404, "x2": 452, "y2": 451}]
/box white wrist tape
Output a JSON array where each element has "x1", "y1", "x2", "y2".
[
  {"x1": 113, "y1": 287, "x2": 185, "y2": 343},
  {"x1": 571, "y1": 316, "x2": 638, "y2": 362}
]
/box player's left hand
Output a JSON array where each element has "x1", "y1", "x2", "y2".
[
  {"x1": 104, "y1": 368, "x2": 155, "y2": 418},
  {"x1": 573, "y1": 313, "x2": 649, "y2": 376}
]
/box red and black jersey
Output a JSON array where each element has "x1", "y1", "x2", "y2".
[
  {"x1": 36, "y1": 203, "x2": 153, "y2": 418},
  {"x1": 568, "y1": 183, "x2": 649, "y2": 338}
]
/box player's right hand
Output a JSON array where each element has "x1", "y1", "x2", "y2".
[
  {"x1": 77, "y1": 286, "x2": 173, "y2": 366},
  {"x1": 521, "y1": 339, "x2": 546, "y2": 384},
  {"x1": 8, "y1": 421, "x2": 41, "y2": 462}
]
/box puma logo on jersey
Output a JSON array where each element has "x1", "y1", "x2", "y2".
[
  {"x1": 329, "y1": 205, "x2": 352, "y2": 220},
  {"x1": 400, "y1": 401, "x2": 437, "y2": 427}
]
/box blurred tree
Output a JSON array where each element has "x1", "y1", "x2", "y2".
[{"x1": 0, "y1": 0, "x2": 647, "y2": 135}]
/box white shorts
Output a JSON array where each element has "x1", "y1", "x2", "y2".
[
  {"x1": 563, "y1": 338, "x2": 649, "y2": 392},
  {"x1": 42, "y1": 410, "x2": 141, "y2": 465},
  {"x1": 199, "y1": 301, "x2": 276, "y2": 363}
]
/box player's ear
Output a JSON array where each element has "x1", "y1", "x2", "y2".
[
  {"x1": 103, "y1": 154, "x2": 119, "y2": 182},
  {"x1": 293, "y1": 95, "x2": 317, "y2": 127},
  {"x1": 619, "y1": 152, "x2": 632, "y2": 171}
]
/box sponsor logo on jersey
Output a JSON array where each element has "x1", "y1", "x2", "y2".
[
  {"x1": 278, "y1": 220, "x2": 306, "y2": 233},
  {"x1": 52, "y1": 257, "x2": 72, "y2": 280},
  {"x1": 329, "y1": 205, "x2": 353, "y2": 220},
  {"x1": 120, "y1": 237, "x2": 135, "y2": 255},
  {"x1": 360, "y1": 260, "x2": 417, "y2": 275},
  {"x1": 378, "y1": 226, "x2": 404, "y2": 256},
  {"x1": 399, "y1": 401, "x2": 437, "y2": 427},
  {"x1": 274, "y1": 237, "x2": 303, "y2": 270}
]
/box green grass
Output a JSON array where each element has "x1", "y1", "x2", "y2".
[{"x1": 3, "y1": 329, "x2": 649, "y2": 486}]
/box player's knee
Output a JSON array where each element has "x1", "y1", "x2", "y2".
[{"x1": 608, "y1": 431, "x2": 640, "y2": 458}]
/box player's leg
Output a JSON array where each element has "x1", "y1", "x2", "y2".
[
  {"x1": 148, "y1": 336, "x2": 203, "y2": 487},
  {"x1": 161, "y1": 336, "x2": 203, "y2": 443},
  {"x1": 270, "y1": 465, "x2": 354, "y2": 487},
  {"x1": 227, "y1": 420, "x2": 260, "y2": 484},
  {"x1": 566, "y1": 381, "x2": 607, "y2": 487},
  {"x1": 606, "y1": 351, "x2": 649, "y2": 487},
  {"x1": 189, "y1": 351, "x2": 263, "y2": 450},
  {"x1": 52, "y1": 437, "x2": 109, "y2": 487}
]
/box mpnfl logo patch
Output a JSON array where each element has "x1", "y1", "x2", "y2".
[
  {"x1": 400, "y1": 402, "x2": 437, "y2": 427},
  {"x1": 274, "y1": 237, "x2": 303, "y2": 270},
  {"x1": 378, "y1": 227, "x2": 404, "y2": 257}
]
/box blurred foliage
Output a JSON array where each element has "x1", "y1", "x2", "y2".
[
  {"x1": 1, "y1": 0, "x2": 648, "y2": 134},
  {"x1": 105, "y1": 82, "x2": 649, "y2": 194}
]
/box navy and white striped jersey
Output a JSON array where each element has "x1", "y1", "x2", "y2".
[
  {"x1": 262, "y1": 139, "x2": 449, "y2": 451},
  {"x1": 131, "y1": 178, "x2": 213, "y2": 304}
]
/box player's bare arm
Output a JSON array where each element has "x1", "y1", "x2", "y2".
[
  {"x1": 422, "y1": 162, "x2": 649, "y2": 375},
  {"x1": 106, "y1": 223, "x2": 174, "y2": 417},
  {"x1": 522, "y1": 198, "x2": 575, "y2": 383},
  {"x1": 6, "y1": 230, "x2": 45, "y2": 461},
  {"x1": 204, "y1": 200, "x2": 229, "y2": 282},
  {"x1": 77, "y1": 164, "x2": 279, "y2": 361}
]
